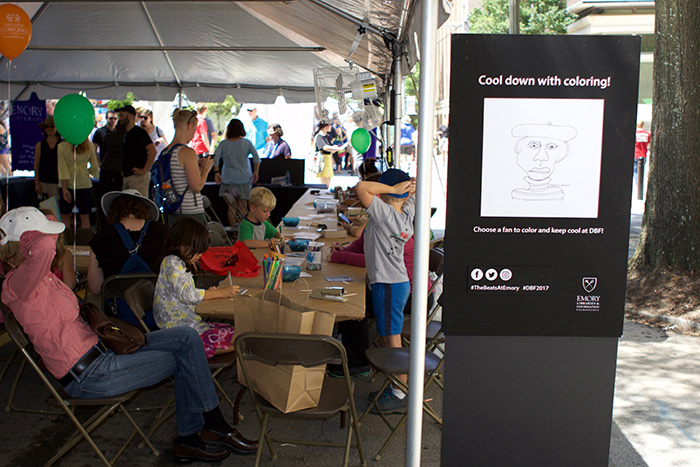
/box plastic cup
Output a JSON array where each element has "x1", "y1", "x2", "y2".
[{"x1": 305, "y1": 241, "x2": 324, "y2": 271}]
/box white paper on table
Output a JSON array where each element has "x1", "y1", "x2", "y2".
[
  {"x1": 293, "y1": 232, "x2": 322, "y2": 241},
  {"x1": 284, "y1": 257, "x2": 306, "y2": 267},
  {"x1": 299, "y1": 272, "x2": 313, "y2": 278}
]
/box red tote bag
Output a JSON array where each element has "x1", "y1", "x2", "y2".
[{"x1": 199, "y1": 241, "x2": 262, "y2": 277}]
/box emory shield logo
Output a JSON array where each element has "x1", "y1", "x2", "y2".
[{"x1": 582, "y1": 277, "x2": 598, "y2": 293}]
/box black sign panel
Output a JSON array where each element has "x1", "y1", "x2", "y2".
[{"x1": 444, "y1": 35, "x2": 640, "y2": 337}]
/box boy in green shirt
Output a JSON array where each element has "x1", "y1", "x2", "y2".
[{"x1": 238, "y1": 186, "x2": 281, "y2": 248}]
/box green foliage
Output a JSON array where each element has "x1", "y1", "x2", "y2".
[
  {"x1": 207, "y1": 95, "x2": 239, "y2": 133},
  {"x1": 469, "y1": 0, "x2": 576, "y2": 35},
  {"x1": 403, "y1": 63, "x2": 420, "y2": 127},
  {"x1": 106, "y1": 92, "x2": 134, "y2": 110}
]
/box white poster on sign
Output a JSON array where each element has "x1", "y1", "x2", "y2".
[{"x1": 480, "y1": 98, "x2": 604, "y2": 218}]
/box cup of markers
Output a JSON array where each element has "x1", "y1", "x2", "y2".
[
  {"x1": 267, "y1": 238, "x2": 285, "y2": 257},
  {"x1": 305, "y1": 241, "x2": 324, "y2": 271},
  {"x1": 262, "y1": 255, "x2": 284, "y2": 290}
]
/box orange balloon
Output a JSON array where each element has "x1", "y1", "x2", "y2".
[{"x1": 0, "y1": 4, "x2": 32, "y2": 60}]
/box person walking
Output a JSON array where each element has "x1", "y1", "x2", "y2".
[
  {"x1": 213, "y1": 118, "x2": 259, "y2": 226},
  {"x1": 314, "y1": 119, "x2": 346, "y2": 189},
  {"x1": 191, "y1": 103, "x2": 212, "y2": 158},
  {"x1": 244, "y1": 106, "x2": 268, "y2": 153}
]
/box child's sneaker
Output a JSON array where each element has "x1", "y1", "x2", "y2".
[
  {"x1": 367, "y1": 385, "x2": 392, "y2": 402},
  {"x1": 326, "y1": 364, "x2": 371, "y2": 378},
  {"x1": 371, "y1": 392, "x2": 408, "y2": 415}
]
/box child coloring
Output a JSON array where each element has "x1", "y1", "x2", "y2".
[
  {"x1": 154, "y1": 216, "x2": 239, "y2": 358},
  {"x1": 238, "y1": 186, "x2": 281, "y2": 249}
]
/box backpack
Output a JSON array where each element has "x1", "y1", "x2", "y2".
[
  {"x1": 111, "y1": 221, "x2": 157, "y2": 330},
  {"x1": 151, "y1": 143, "x2": 188, "y2": 214}
]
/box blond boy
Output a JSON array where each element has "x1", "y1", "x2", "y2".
[{"x1": 238, "y1": 186, "x2": 280, "y2": 248}]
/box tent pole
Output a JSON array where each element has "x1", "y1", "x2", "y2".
[
  {"x1": 406, "y1": 0, "x2": 437, "y2": 465},
  {"x1": 509, "y1": 0, "x2": 520, "y2": 35},
  {"x1": 394, "y1": 44, "x2": 403, "y2": 169}
]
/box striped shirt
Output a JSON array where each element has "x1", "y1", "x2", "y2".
[{"x1": 170, "y1": 146, "x2": 204, "y2": 214}]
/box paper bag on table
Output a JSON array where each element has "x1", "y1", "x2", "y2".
[{"x1": 233, "y1": 289, "x2": 335, "y2": 413}]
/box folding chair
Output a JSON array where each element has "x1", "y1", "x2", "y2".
[
  {"x1": 207, "y1": 221, "x2": 233, "y2": 247},
  {"x1": 201, "y1": 194, "x2": 228, "y2": 228},
  {"x1": 2, "y1": 299, "x2": 63, "y2": 415},
  {"x1": 368, "y1": 247, "x2": 444, "y2": 353},
  {"x1": 235, "y1": 332, "x2": 367, "y2": 467},
  {"x1": 100, "y1": 273, "x2": 158, "y2": 314},
  {"x1": 2, "y1": 309, "x2": 159, "y2": 466},
  {"x1": 220, "y1": 190, "x2": 248, "y2": 229},
  {"x1": 401, "y1": 290, "x2": 445, "y2": 352},
  {"x1": 123, "y1": 279, "x2": 243, "y2": 432},
  {"x1": 0, "y1": 325, "x2": 16, "y2": 383},
  {"x1": 359, "y1": 339, "x2": 444, "y2": 460}
]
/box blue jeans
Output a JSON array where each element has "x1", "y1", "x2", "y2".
[{"x1": 63, "y1": 327, "x2": 219, "y2": 436}]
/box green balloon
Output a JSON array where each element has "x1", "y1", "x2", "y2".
[
  {"x1": 351, "y1": 128, "x2": 371, "y2": 154},
  {"x1": 53, "y1": 94, "x2": 96, "y2": 145}
]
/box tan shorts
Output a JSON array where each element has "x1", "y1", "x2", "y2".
[
  {"x1": 40, "y1": 182, "x2": 60, "y2": 200},
  {"x1": 122, "y1": 172, "x2": 151, "y2": 197}
]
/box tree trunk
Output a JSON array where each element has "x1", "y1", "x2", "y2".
[{"x1": 630, "y1": 1, "x2": 700, "y2": 273}]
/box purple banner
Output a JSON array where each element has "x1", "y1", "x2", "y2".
[{"x1": 11, "y1": 92, "x2": 46, "y2": 171}]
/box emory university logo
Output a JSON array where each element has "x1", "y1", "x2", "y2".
[{"x1": 582, "y1": 277, "x2": 597, "y2": 293}]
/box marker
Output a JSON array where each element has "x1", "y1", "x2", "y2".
[{"x1": 227, "y1": 271, "x2": 235, "y2": 301}]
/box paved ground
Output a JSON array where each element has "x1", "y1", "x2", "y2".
[
  {"x1": 611, "y1": 320, "x2": 700, "y2": 467},
  {"x1": 0, "y1": 341, "x2": 442, "y2": 466},
  {"x1": 2, "y1": 316, "x2": 697, "y2": 466}
]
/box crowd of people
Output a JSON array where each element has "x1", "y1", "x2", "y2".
[{"x1": 0, "y1": 100, "x2": 440, "y2": 461}]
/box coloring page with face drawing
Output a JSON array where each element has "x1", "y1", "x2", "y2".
[{"x1": 480, "y1": 98, "x2": 604, "y2": 218}]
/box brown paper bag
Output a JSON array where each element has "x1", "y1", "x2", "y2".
[{"x1": 233, "y1": 289, "x2": 335, "y2": 413}]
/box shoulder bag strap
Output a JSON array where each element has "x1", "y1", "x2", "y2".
[{"x1": 113, "y1": 223, "x2": 137, "y2": 254}]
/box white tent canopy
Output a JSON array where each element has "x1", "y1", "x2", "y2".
[{"x1": 3, "y1": 0, "x2": 449, "y2": 103}]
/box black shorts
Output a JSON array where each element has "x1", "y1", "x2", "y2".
[
  {"x1": 400, "y1": 144, "x2": 414, "y2": 155},
  {"x1": 59, "y1": 187, "x2": 94, "y2": 215}
]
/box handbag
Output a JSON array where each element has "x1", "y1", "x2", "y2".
[
  {"x1": 80, "y1": 302, "x2": 147, "y2": 354},
  {"x1": 310, "y1": 151, "x2": 324, "y2": 175}
]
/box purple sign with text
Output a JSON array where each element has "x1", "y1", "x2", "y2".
[{"x1": 11, "y1": 92, "x2": 46, "y2": 171}]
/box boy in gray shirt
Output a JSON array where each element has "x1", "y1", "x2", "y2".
[{"x1": 356, "y1": 168, "x2": 416, "y2": 414}]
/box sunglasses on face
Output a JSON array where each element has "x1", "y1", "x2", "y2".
[
  {"x1": 46, "y1": 125, "x2": 55, "y2": 129},
  {"x1": 140, "y1": 115, "x2": 149, "y2": 119}
]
